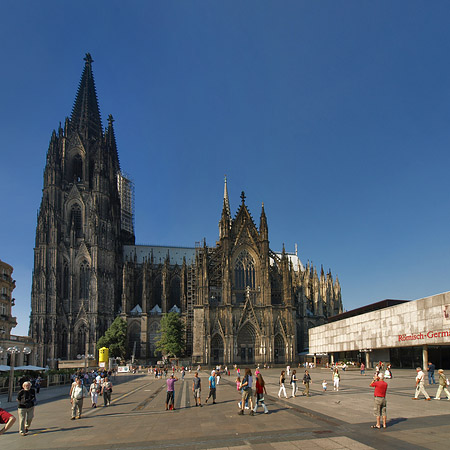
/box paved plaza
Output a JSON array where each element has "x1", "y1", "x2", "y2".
[{"x1": 1, "y1": 367, "x2": 449, "y2": 450}]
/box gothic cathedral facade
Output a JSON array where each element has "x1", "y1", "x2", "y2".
[{"x1": 30, "y1": 55, "x2": 343, "y2": 366}]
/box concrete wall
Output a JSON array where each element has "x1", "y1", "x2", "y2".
[{"x1": 309, "y1": 291, "x2": 450, "y2": 353}]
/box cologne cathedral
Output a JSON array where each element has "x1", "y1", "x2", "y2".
[{"x1": 30, "y1": 55, "x2": 343, "y2": 366}]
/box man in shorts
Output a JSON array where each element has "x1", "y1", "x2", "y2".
[
  {"x1": 192, "y1": 372, "x2": 202, "y2": 407},
  {"x1": 0, "y1": 408, "x2": 16, "y2": 435},
  {"x1": 165, "y1": 373, "x2": 178, "y2": 410},
  {"x1": 370, "y1": 372, "x2": 387, "y2": 429}
]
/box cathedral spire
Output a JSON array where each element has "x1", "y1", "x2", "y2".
[
  {"x1": 70, "y1": 53, "x2": 103, "y2": 139},
  {"x1": 223, "y1": 176, "x2": 231, "y2": 218},
  {"x1": 106, "y1": 114, "x2": 120, "y2": 171},
  {"x1": 259, "y1": 202, "x2": 268, "y2": 239}
]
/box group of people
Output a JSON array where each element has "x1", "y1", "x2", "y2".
[
  {"x1": 277, "y1": 369, "x2": 313, "y2": 398},
  {"x1": 70, "y1": 374, "x2": 113, "y2": 420},
  {"x1": 413, "y1": 365, "x2": 450, "y2": 401}
]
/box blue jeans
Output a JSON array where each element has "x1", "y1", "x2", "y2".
[{"x1": 428, "y1": 372, "x2": 435, "y2": 384}]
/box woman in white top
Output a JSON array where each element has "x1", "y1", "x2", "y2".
[
  {"x1": 333, "y1": 369, "x2": 340, "y2": 391},
  {"x1": 89, "y1": 380, "x2": 100, "y2": 408}
]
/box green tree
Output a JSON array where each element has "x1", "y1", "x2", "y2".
[
  {"x1": 97, "y1": 317, "x2": 127, "y2": 359},
  {"x1": 155, "y1": 312, "x2": 185, "y2": 358}
]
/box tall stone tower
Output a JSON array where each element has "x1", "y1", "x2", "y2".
[{"x1": 30, "y1": 54, "x2": 132, "y2": 365}]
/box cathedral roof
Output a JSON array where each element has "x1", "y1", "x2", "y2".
[
  {"x1": 271, "y1": 251, "x2": 304, "y2": 272},
  {"x1": 123, "y1": 244, "x2": 196, "y2": 265}
]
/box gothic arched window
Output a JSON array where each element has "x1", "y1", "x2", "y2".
[
  {"x1": 79, "y1": 261, "x2": 90, "y2": 299},
  {"x1": 234, "y1": 250, "x2": 255, "y2": 289},
  {"x1": 169, "y1": 276, "x2": 181, "y2": 310},
  {"x1": 72, "y1": 155, "x2": 83, "y2": 182},
  {"x1": 70, "y1": 204, "x2": 82, "y2": 237}
]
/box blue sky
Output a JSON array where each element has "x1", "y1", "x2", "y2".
[{"x1": 2, "y1": 1, "x2": 450, "y2": 336}]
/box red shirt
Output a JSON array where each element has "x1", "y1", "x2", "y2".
[
  {"x1": 0, "y1": 408, "x2": 13, "y2": 424},
  {"x1": 370, "y1": 380, "x2": 388, "y2": 397},
  {"x1": 255, "y1": 379, "x2": 264, "y2": 394}
]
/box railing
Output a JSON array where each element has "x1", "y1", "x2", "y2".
[{"x1": 0, "y1": 373, "x2": 72, "y2": 395}]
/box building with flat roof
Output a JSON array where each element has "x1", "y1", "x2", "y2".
[{"x1": 309, "y1": 291, "x2": 450, "y2": 369}]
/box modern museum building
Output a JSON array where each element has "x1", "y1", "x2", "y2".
[{"x1": 309, "y1": 291, "x2": 450, "y2": 369}]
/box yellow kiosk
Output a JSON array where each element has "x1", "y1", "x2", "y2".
[{"x1": 99, "y1": 347, "x2": 109, "y2": 368}]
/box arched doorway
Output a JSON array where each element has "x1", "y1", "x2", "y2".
[
  {"x1": 274, "y1": 334, "x2": 285, "y2": 364},
  {"x1": 237, "y1": 322, "x2": 256, "y2": 364},
  {"x1": 211, "y1": 334, "x2": 224, "y2": 364}
]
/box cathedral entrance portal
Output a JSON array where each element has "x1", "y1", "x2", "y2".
[
  {"x1": 211, "y1": 334, "x2": 224, "y2": 364},
  {"x1": 237, "y1": 323, "x2": 256, "y2": 364},
  {"x1": 274, "y1": 334, "x2": 285, "y2": 364}
]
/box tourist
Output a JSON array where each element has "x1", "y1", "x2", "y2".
[
  {"x1": 322, "y1": 380, "x2": 327, "y2": 392},
  {"x1": 165, "y1": 373, "x2": 178, "y2": 410},
  {"x1": 370, "y1": 372, "x2": 388, "y2": 429},
  {"x1": 333, "y1": 368, "x2": 340, "y2": 391},
  {"x1": 291, "y1": 369, "x2": 298, "y2": 397},
  {"x1": 35, "y1": 376, "x2": 42, "y2": 394},
  {"x1": 286, "y1": 365, "x2": 291, "y2": 377},
  {"x1": 16, "y1": 381, "x2": 36, "y2": 435},
  {"x1": 0, "y1": 408, "x2": 16, "y2": 435},
  {"x1": 216, "y1": 369, "x2": 221, "y2": 385},
  {"x1": 278, "y1": 370, "x2": 288, "y2": 398},
  {"x1": 238, "y1": 368, "x2": 254, "y2": 415},
  {"x1": 427, "y1": 361, "x2": 436, "y2": 385},
  {"x1": 434, "y1": 369, "x2": 450, "y2": 400},
  {"x1": 413, "y1": 367, "x2": 431, "y2": 400},
  {"x1": 89, "y1": 378, "x2": 100, "y2": 408},
  {"x1": 101, "y1": 377, "x2": 113, "y2": 406},
  {"x1": 205, "y1": 370, "x2": 217, "y2": 404},
  {"x1": 70, "y1": 377, "x2": 88, "y2": 420},
  {"x1": 302, "y1": 370, "x2": 312, "y2": 397},
  {"x1": 360, "y1": 362, "x2": 365, "y2": 375},
  {"x1": 253, "y1": 373, "x2": 268, "y2": 414},
  {"x1": 192, "y1": 372, "x2": 202, "y2": 407}
]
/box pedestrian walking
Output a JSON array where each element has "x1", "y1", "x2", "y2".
[
  {"x1": 253, "y1": 373, "x2": 268, "y2": 414},
  {"x1": 165, "y1": 373, "x2": 178, "y2": 410},
  {"x1": 70, "y1": 377, "x2": 88, "y2": 420},
  {"x1": 291, "y1": 370, "x2": 298, "y2": 397},
  {"x1": 427, "y1": 361, "x2": 436, "y2": 385},
  {"x1": 238, "y1": 368, "x2": 254, "y2": 415},
  {"x1": 0, "y1": 408, "x2": 16, "y2": 435},
  {"x1": 205, "y1": 370, "x2": 217, "y2": 404},
  {"x1": 101, "y1": 377, "x2": 113, "y2": 406},
  {"x1": 16, "y1": 381, "x2": 36, "y2": 436},
  {"x1": 192, "y1": 372, "x2": 202, "y2": 406},
  {"x1": 333, "y1": 368, "x2": 340, "y2": 391},
  {"x1": 322, "y1": 380, "x2": 327, "y2": 392},
  {"x1": 360, "y1": 362, "x2": 365, "y2": 375},
  {"x1": 89, "y1": 378, "x2": 100, "y2": 408},
  {"x1": 370, "y1": 372, "x2": 388, "y2": 429},
  {"x1": 434, "y1": 369, "x2": 450, "y2": 400},
  {"x1": 413, "y1": 367, "x2": 431, "y2": 400},
  {"x1": 302, "y1": 370, "x2": 312, "y2": 396},
  {"x1": 278, "y1": 370, "x2": 288, "y2": 398},
  {"x1": 35, "y1": 376, "x2": 42, "y2": 394}
]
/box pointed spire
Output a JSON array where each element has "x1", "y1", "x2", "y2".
[
  {"x1": 240, "y1": 191, "x2": 246, "y2": 204},
  {"x1": 223, "y1": 176, "x2": 231, "y2": 217},
  {"x1": 106, "y1": 114, "x2": 120, "y2": 171},
  {"x1": 71, "y1": 53, "x2": 103, "y2": 139},
  {"x1": 259, "y1": 202, "x2": 268, "y2": 237}
]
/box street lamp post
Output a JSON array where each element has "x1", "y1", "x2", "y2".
[{"x1": 0, "y1": 346, "x2": 32, "y2": 402}]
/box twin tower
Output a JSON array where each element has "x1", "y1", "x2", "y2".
[{"x1": 30, "y1": 55, "x2": 342, "y2": 366}]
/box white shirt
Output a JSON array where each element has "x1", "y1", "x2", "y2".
[{"x1": 416, "y1": 370, "x2": 425, "y2": 383}]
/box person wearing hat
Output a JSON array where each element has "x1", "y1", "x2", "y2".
[{"x1": 434, "y1": 369, "x2": 450, "y2": 400}]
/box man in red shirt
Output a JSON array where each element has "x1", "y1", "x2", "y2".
[
  {"x1": 0, "y1": 408, "x2": 16, "y2": 435},
  {"x1": 370, "y1": 372, "x2": 388, "y2": 429}
]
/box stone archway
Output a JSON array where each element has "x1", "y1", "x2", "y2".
[
  {"x1": 237, "y1": 322, "x2": 256, "y2": 364},
  {"x1": 274, "y1": 334, "x2": 285, "y2": 364},
  {"x1": 211, "y1": 334, "x2": 224, "y2": 364}
]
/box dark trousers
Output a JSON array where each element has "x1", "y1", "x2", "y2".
[{"x1": 207, "y1": 388, "x2": 216, "y2": 401}]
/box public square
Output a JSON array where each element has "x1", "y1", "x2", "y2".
[{"x1": 1, "y1": 367, "x2": 449, "y2": 450}]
